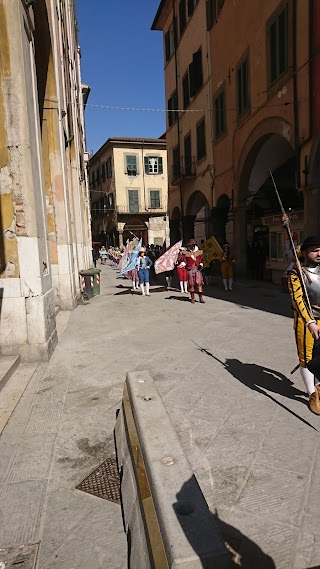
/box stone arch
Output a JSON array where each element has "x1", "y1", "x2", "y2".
[
  {"x1": 234, "y1": 118, "x2": 300, "y2": 276},
  {"x1": 123, "y1": 219, "x2": 148, "y2": 245},
  {"x1": 212, "y1": 194, "x2": 231, "y2": 245},
  {"x1": 185, "y1": 191, "x2": 210, "y2": 244},
  {"x1": 237, "y1": 117, "x2": 295, "y2": 205}
]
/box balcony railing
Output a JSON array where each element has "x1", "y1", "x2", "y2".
[
  {"x1": 116, "y1": 205, "x2": 166, "y2": 215},
  {"x1": 117, "y1": 205, "x2": 166, "y2": 215},
  {"x1": 171, "y1": 156, "x2": 196, "y2": 184}
]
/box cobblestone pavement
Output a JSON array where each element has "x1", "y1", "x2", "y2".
[{"x1": 0, "y1": 265, "x2": 319, "y2": 569}]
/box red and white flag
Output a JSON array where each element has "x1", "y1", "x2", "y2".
[{"x1": 154, "y1": 241, "x2": 182, "y2": 274}]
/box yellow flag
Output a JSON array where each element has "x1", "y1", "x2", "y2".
[{"x1": 201, "y1": 236, "x2": 222, "y2": 268}]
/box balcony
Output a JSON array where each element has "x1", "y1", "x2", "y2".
[
  {"x1": 171, "y1": 156, "x2": 196, "y2": 184},
  {"x1": 116, "y1": 205, "x2": 166, "y2": 215}
]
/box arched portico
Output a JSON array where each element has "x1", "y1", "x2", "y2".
[
  {"x1": 185, "y1": 191, "x2": 210, "y2": 245},
  {"x1": 234, "y1": 118, "x2": 301, "y2": 277}
]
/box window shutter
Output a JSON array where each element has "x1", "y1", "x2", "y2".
[
  {"x1": 165, "y1": 32, "x2": 171, "y2": 62},
  {"x1": 158, "y1": 157, "x2": 163, "y2": 174},
  {"x1": 173, "y1": 17, "x2": 178, "y2": 47},
  {"x1": 144, "y1": 156, "x2": 149, "y2": 174},
  {"x1": 189, "y1": 62, "x2": 195, "y2": 98},
  {"x1": 206, "y1": 0, "x2": 212, "y2": 30},
  {"x1": 124, "y1": 154, "x2": 128, "y2": 174}
]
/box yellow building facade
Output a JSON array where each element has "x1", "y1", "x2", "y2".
[
  {"x1": 90, "y1": 138, "x2": 169, "y2": 247},
  {"x1": 0, "y1": 0, "x2": 92, "y2": 360}
]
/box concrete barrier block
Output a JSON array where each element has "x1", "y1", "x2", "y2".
[{"x1": 114, "y1": 370, "x2": 231, "y2": 569}]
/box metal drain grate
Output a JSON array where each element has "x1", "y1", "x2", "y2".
[{"x1": 76, "y1": 457, "x2": 120, "y2": 504}]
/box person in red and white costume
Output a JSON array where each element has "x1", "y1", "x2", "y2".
[
  {"x1": 184, "y1": 239, "x2": 205, "y2": 304},
  {"x1": 176, "y1": 247, "x2": 188, "y2": 293}
]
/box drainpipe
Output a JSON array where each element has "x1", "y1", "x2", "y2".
[
  {"x1": 292, "y1": 0, "x2": 300, "y2": 189},
  {"x1": 172, "y1": 0, "x2": 184, "y2": 241}
]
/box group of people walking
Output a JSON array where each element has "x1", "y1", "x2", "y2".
[{"x1": 96, "y1": 231, "x2": 320, "y2": 416}]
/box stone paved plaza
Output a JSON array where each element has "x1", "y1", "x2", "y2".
[{"x1": 0, "y1": 264, "x2": 319, "y2": 569}]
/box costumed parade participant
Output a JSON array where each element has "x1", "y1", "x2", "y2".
[
  {"x1": 219, "y1": 243, "x2": 235, "y2": 291},
  {"x1": 130, "y1": 267, "x2": 139, "y2": 291},
  {"x1": 136, "y1": 248, "x2": 153, "y2": 296},
  {"x1": 185, "y1": 239, "x2": 205, "y2": 304},
  {"x1": 288, "y1": 236, "x2": 320, "y2": 414},
  {"x1": 176, "y1": 247, "x2": 188, "y2": 293}
]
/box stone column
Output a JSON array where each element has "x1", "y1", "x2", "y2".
[
  {"x1": 117, "y1": 222, "x2": 125, "y2": 247},
  {"x1": 303, "y1": 186, "x2": 320, "y2": 235},
  {"x1": 233, "y1": 206, "x2": 247, "y2": 276}
]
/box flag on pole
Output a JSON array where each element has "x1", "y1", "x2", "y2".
[
  {"x1": 154, "y1": 241, "x2": 182, "y2": 275},
  {"x1": 118, "y1": 240, "x2": 131, "y2": 273},
  {"x1": 201, "y1": 236, "x2": 222, "y2": 268},
  {"x1": 120, "y1": 239, "x2": 142, "y2": 274}
]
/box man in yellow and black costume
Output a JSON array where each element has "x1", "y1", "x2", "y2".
[{"x1": 288, "y1": 236, "x2": 320, "y2": 414}]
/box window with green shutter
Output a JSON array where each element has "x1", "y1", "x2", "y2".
[
  {"x1": 184, "y1": 133, "x2": 192, "y2": 175},
  {"x1": 189, "y1": 48, "x2": 202, "y2": 98},
  {"x1": 268, "y1": 4, "x2": 288, "y2": 84},
  {"x1": 196, "y1": 118, "x2": 206, "y2": 161},
  {"x1": 149, "y1": 190, "x2": 161, "y2": 209},
  {"x1": 168, "y1": 91, "x2": 178, "y2": 127},
  {"x1": 214, "y1": 90, "x2": 225, "y2": 139},
  {"x1": 187, "y1": 0, "x2": 195, "y2": 17},
  {"x1": 173, "y1": 146, "x2": 180, "y2": 179},
  {"x1": 106, "y1": 156, "x2": 113, "y2": 178},
  {"x1": 183, "y1": 71, "x2": 190, "y2": 109},
  {"x1": 126, "y1": 155, "x2": 138, "y2": 176},
  {"x1": 144, "y1": 156, "x2": 163, "y2": 175},
  {"x1": 237, "y1": 57, "x2": 249, "y2": 116},
  {"x1": 179, "y1": 0, "x2": 187, "y2": 37},
  {"x1": 128, "y1": 189, "x2": 139, "y2": 213},
  {"x1": 165, "y1": 25, "x2": 175, "y2": 62}
]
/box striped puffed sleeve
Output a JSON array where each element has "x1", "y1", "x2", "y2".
[{"x1": 288, "y1": 270, "x2": 312, "y2": 325}]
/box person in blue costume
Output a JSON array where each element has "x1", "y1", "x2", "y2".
[{"x1": 136, "y1": 248, "x2": 153, "y2": 296}]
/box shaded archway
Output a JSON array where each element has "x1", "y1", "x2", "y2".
[
  {"x1": 123, "y1": 219, "x2": 148, "y2": 246},
  {"x1": 305, "y1": 133, "x2": 320, "y2": 234},
  {"x1": 212, "y1": 194, "x2": 231, "y2": 245},
  {"x1": 170, "y1": 206, "x2": 181, "y2": 245},
  {"x1": 185, "y1": 191, "x2": 210, "y2": 244},
  {"x1": 234, "y1": 121, "x2": 299, "y2": 277}
]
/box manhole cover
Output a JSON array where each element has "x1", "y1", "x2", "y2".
[
  {"x1": 0, "y1": 543, "x2": 39, "y2": 568},
  {"x1": 76, "y1": 457, "x2": 120, "y2": 504}
]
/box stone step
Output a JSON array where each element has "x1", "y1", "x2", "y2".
[
  {"x1": 0, "y1": 355, "x2": 20, "y2": 392},
  {"x1": 0, "y1": 362, "x2": 38, "y2": 434}
]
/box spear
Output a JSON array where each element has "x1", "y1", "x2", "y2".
[
  {"x1": 269, "y1": 169, "x2": 314, "y2": 319},
  {"x1": 269, "y1": 170, "x2": 316, "y2": 375}
]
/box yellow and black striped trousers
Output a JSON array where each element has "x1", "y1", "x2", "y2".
[{"x1": 293, "y1": 312, "x2": 317, "y2": 367}]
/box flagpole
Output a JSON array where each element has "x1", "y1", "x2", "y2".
[{"x1": 269, "y1": 169, "x2": 314, "y2": 318}]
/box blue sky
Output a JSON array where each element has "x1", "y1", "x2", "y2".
[{"x1": 77, "y1": 0, "x2": 165, "y2": 154}]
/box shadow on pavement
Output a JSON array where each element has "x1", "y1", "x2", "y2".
[
  {"x1": 165, "y1": 295, "x2": 191, "y2": 302},
  {"x1": 195, "y1": 344, "x2": 317, "y2": 431},
  {"x1": 202, "y1": 282, "x2": 292, "y2": 318},
  {"x1": 173, "y1": 476, "x2": 276, "y2": 568},
  {"x1": 113, "y1": 285, "x2": 167, "y2": 296}
]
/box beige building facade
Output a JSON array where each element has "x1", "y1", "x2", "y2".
[
  {"x1": 89, "y1": 138, "x2": 169, "y2": 247},
  {"x1": 0, "y1": 0, "x2": 92, "y2": 361}
]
